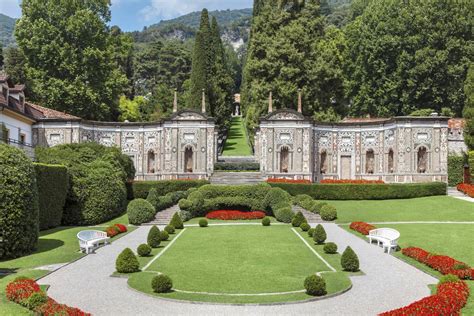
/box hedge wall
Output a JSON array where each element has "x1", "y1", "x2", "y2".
[
  {"x1": 132, "y1": 180, "x2": 210, "y2": 199},
  {"x1": 0, "y1": 144, "x2": 39, "y2": 259},
  {"x1": 447, "y1": 154, "x2": 466, "y2": 187},
  {"x1": 470, "y1": 151, "x2": 474, "y2": 182},
  {"x1": 214, "y1": 162, "x2": 260, "y2": 171},
  {"x1": 269, "y1": 182, "x2": 447, "y2": 200},
  {"x1": 34, "y1": 163, "x2": 69, "y2": 230}
]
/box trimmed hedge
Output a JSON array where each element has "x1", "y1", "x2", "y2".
[
  {"x1": 127, "y1": 199, "x2": 155, "y2": 225},
  {"x1": 152, "y1": 274, "x2": 173, "y2": 293},
  {"x1": 320, "y1": 205, "x2": 337, "y2": 221},
  {"x1": 448, "y1": 154, "x2": 466, "y2": 187},
  {"x1": 341, "y1": 246, "x2": 360, "y2": 272},
  {"x1": 132, "y1": 179, "x2": 209, "y2": 199},
  {"x1": 116, "y1": 248, "x2": 139, "y2": 273},
  {"x1": 214, "y1": 162, "x2": 260, "y2": 171},
  {"x1": 313, "y1": 224, "x2": 327, "y2": 244},
  {"x1": 0, "y1": 144, "x2": 39, "y2": 259},
  {"x1": 34, "y1": 163, "x2": 68, "y2": 230},
  {"x1": 147, "y1": 226, "x2": 161, "y2": 248},
  {"x1": 304, "y1": 275, "x2": 326, "y2": 296},
  {"x1": 270, "y1": 182, "x2": 447, "y2": 200},
  {"x1": 170, "y1": 213, "x2": 184, "y2": 229}
]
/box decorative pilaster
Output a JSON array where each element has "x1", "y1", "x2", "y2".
[{"x1": 201, "y1": 89, "x2": 206, "y2": 114}]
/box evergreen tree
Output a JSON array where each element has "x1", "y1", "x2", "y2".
[
  {"x1": 15, "y1": 0, "x2": 128, "y2": 120},
  {"x1": 0, "y1": 43, "x2": 3, "y2": 69},
  {"x1": 4, "y1": 47, "x2": 28, "y2": 86},
  {"x1": 464, "y1": 64, "x2": 474, "y2": 150}
]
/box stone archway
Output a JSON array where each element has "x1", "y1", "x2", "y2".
[
  {"x1": 280, "y1": 147, "x2": 289, "y2": 173},
  {"x1": 184, "y1": 147, "x2": 194, "y2": 173}
]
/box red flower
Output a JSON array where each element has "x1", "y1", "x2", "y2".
[
  {"x1": 105, "y1": 226, "x2": 119, "y2": 237},
  {"x1": 457, "y1": 184, "x2": 474, "y2": 198},
  {"x1": 349, "y1": 222, "x2": 376, "y2": 235},
  {"x1": 321, "y1": 179, "x2": 385, "y2": 184},
  {"x1": 114, "y1": 223, "x2": 127, "y2": 233},
  {"x1": 37, "y1": 297, "x2": 91, "y2": 316},
  {"x1": 266, "y1": 178, "x2": 312, "y2": 184},
  {"x1": 206, "y1": 210, "x2": 266, "y2": 220},
  {"x1": 5, "y1": 278, "x2": 41, "y2": 305}
]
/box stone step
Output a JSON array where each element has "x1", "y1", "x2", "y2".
[
  {"x1": 292, "y1": 205, "x2": 324, "y2": 223},
  {"x1": 217, "y1": 156, "x2": 257, "y2": 163},
  {"x1": 210, "y1": 171, "x2": 265, "y2": 185},
  {"x1": 143, "y1": 204, "x2": 180, "y2": 226}
]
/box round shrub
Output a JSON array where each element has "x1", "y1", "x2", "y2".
[
  {"x1": 127, "y1": 199, "x2": 155, "y2": 225},
  {"x1": 341, "y1": 246, "x2": 359, "y2": 272},
  {"x1": 292, "y1": 211, "x2": 307, "y2": 227},
  {"x1": 262, "y1": 217, "x2": 271, "y2": 226},
  {"x1": 159, "y1": 230, "x2": 169, "y2": 241},
  {"x1": 320, "y1": 205, "x2": 337, "y2": 221},
  {"x1": 170, "y1": 212, "x2": 184, "y2": 229},
  {"x1": 178, "y1": 199, "x2": 192, "y2": 211},
  {"x1": 27, "y1": 291, "x2": 48, "y2": 310},
  {"x1": 300, "y1": 222, "x2": 311, "y2": 232},
  {"x1": 199, "y1": 219, "x2": 208, "y2": 227},
  {"x1": 323, "y1": 242, "x2": 338, "y2": 254},
  {"x1": 147, "y1": 225, "x2": 161, "y2": 248},
  {"x1": 308, "y1": 228, "x2": 315, "y2": 237},
  {"x1": 313, "y1": 224, "x2": 327, "y2": 244},
  {"x1": 274, "y1": 207, "x2": 294, "y2": 223},
  {"x1": 137, "y1": 244, "x2": 152, "y2": 257},
  {"x1": 164, "y1": 225, "x2": 175, "y2": 234},
  {"x1": 0, "y1": 144, "x2": 39, "y2": 259},
  {"x1": 304, "y1": 275, "x2": 326, "y2": 296},
  {"x1": 115, "y1": 248, "x2": 140, "y2": 273},
  {"x1": 151, "y1": 274, "x2": 173, "y2": 293}
]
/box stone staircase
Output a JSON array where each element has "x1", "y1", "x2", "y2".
[
  {"x1": 144, "y1": 204, "x2": 179, "y2": 226},
  {"x1": 218, "y1": 156, "x2": 257, "y2": 163},
  {"x1": 210, "y1": 171, "x2": 264, "y2": 185},
  {"x1": 292, "y1": 205, "x2": 324, "y2": 223}
]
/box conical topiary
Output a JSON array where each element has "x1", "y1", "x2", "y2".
[
  {"x1": 313, "y1": 224, "x2": 327, "y2": 244},
  {"x1": 147, "y1": 225, "x2": 161, "y2": 248},
  {"x1": 146, "y1": 188, "x2": 160, "y2": 210},
  {"x1": 341, "y1": 246, "x2": 359, "y2": 272},
  {"x1": 170, "y1": 212, "x2": 184, "y2": 229},
  {"x1": 291, "y1": 211, "x2": 307, "y2": 227},
  {"x1": 116, "y1": 248, "x2": 139, "y2": 273}
]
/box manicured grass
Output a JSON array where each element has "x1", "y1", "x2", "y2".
[
  {"x1": 330, "y1": 196, "x2": 474, "y2": 223},
  {"x1": 128, "y1": 225, "x2": 352, "y2": 303},
  {"x1": 222, "y1": 117, "x2": 253, "y2": 156}
]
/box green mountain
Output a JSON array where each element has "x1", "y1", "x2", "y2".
[{"x1": 0, "y1": 13, "x2": 16, "y2": 47}]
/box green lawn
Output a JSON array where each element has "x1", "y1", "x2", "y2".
[
  {"x1": 0, "y1": 213, "x2": 133, "y2": 315},
  {"x1": 128, "y1": 225, "x2": 352, "y2": 304},
  {"x1": 222, "y1": 117, "x2": 253, "y2": 156},
  {"x1": 330, "y1": 196, "x2": 474, "y2": 223}
]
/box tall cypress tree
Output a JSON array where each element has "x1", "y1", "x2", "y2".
[{"x1": 464, "y1": 64, "x2": 474, "y2": 150}]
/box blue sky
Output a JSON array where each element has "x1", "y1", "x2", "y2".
[{"x1": 0, "y1": 0, "x2": 253, "y2": 31}]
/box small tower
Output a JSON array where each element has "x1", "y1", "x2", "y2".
[
  {"x1": 268, "y1": 91, "x2": 273, "y2": 113},
  {"x1": 173, "y1": 88, "x2": 178, "y2": 113},
  {"x1": 297, "y1": 89, "x2": 302, "y2": 113},
  {"x1": 201, "y1": 89, "x2": 206, "y2": 113}
]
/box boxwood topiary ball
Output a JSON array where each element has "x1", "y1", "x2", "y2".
[
  {"x1": 164, "y1": 225, "x2": 175, "y2": 234},
  {"x1": 137, "y1": 244, "x2": 152, "y2": 257},
  {"x1": 313, "y1": 224, "x2": 327, "y2": 244},
  {"x1": 151, "y1": 274, "x2": 173, "y2": 293},
  {"x1": 308, "y1": 228, "x2": 315, "y2": 237},
  {"x1": 262, "y1": 217, "x2": 271, "y2": 226},
  {"x1": 323, "y1": 242, "x2": 338, "y2": 254},
  {"x1": 304, "y1": 274, "x2": 326, "y2": 296},
  {"x1": 320, "y1": 205, "x2": 337, "y2": 221},
  {"x1": 300, "y1": 222, "x2": 311, "y2": 232},
  {"x1": 159, "y1": 230, "x2": 169, "y2": 241},
  {"x1": 116, "y1": 248, "x2": 139, "y2": 273},
  {"x1": 199, "y1": 219, "x2": 208, "y2": 227}
]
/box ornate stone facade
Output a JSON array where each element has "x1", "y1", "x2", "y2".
[
  {"x1": 33, "y1": 110, "x2": 217, "y2": 180},
  {"x1": 255, "y1": 110, "x2": 453, "y2": 183}
]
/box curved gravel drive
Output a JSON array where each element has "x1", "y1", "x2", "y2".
[{"x1": 38, "y1": 223, "x2": 436, "y2": 316}]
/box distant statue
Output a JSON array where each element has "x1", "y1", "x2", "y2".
[{"x1": 417, "y1": 147, "x2": 427, "y2": 173}]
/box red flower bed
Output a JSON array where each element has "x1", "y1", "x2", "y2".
[
  {"x1": 349, "y1": 222, "x2": 376, "y2": 235},
  {"x1": 380, "y1": 280, "x2": 470, "y2": 316},
  {"x1": 321, "y1": 179, "x2": 385, "y2": 184},
  {"x1": 114, "y1": 223, "x2": 128, "y2": 233},
  {"x1": 457, "y1": 183, "x2": 474, "y2": 198},
  {"x1": 206, "y1": 210, "x2": 266, "y2": 220},
  {"x1": 402, "y1": 247, "x2": 474, "y2": 280},
  {"x1": 266, "y1": 178, "x2": 312, "y2": 184},
  {"x1": 6, "y1": 278, "x2": 90, "y2": 315},
  {"x1": 105, "y1": 223, "x2": 128, "y2": 237}
]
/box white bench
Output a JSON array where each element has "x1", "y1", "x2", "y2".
[
  {"x1": 367, "y1": 228, "x2": 400, "y2": 254},
  {"x1": 77, "y1": 230, "x2": 110, "y2": 254}
]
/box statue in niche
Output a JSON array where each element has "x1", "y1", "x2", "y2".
[
  {"x1": 417, "y1": 147, "x2": 427, "y2": 173},
  {"x1": 366, "y1": 150, "x2": 375, "y2": 174}
]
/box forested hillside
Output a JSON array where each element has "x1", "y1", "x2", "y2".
[{"x1": 0, "y1": 14, "x2": 16, "y2": 47}]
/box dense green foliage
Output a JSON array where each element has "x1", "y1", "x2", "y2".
[
  {"x1": 170, "y1": 213, "x2": 184, "y2": 229},
  {"x1": 0, "y1": 144, "x2": 39, "y2": 259},
  {"x1": 15, "y1": 0, "x2": 130, "y2": 121},
  {"x1": 214, "y1": 162, "x2": 259, "y2": 171},
  {"x1": 0, "y1": 13, "x2": 15, "y2": 47},
  {"x1": 308, "y1": 228, "x2": 315, "y2": 237},
  {"x1": 146, "y1": 189, "x2": 187, "y2": 213},
  {"x1": 262, "y1": 217, "x2": 271, "y2": 226},
  {"x1": 448, "y1": 154, "x2": 466, "y2": 187},
  {"x1": 300, "y1": 222, "x2": 310, "y2": 232},
  {"x1": 159, "y1": 230, "x2": 169, "y2": 241},
  {"x1": 464, "y1": 65, "x2": 474, "y2": 150},
  {"x1": 116, "y1": 248, "x2": 140, "y2": 273},
  {"x1": 341, "y1": 246, "x2": 359, "y2": 272},
  {"x1": 313, "y1": 224, "x2": 327, "y2": 244},
  {"x1": 137, "y1": 244, "x2": 152, "y2": 257},
  {"x1": 3, "y1": 47, "x2": 28, "y2": 86},
  {"x1": 151, "y1": 274, "x2": 173, "y2": 293},
  {"x1": 147, "y1": 226, "x2": 161, "y2": 248},
  {"x1": 344, "y1": 0, "x2": 473, "y2": 117},
  {"x1": 127, "y1": 199, "x2": 155, "y2": 226},
  {"x1": 304, "y1": 274, "x2": 327, "y2": 296},
  {"x1": 165, "y1": 225, "x2": 175, "y2": 234},
  {"x1": 320, "y1": 204, "x2": 338, "y2": 221},
  {"x1": 292, "y1": 211, "x2": 307, "y2": 227},
  {"x1": 324, "y1": 242, "x2": 338, "y2": 254},
  {"x1": 199, "y1": 219, "x2": 208, "y2": 227},
  {"x1": 132, "y1": 179, "x2": 209, "y2": 199},
  {"x1": 270, "y1": 182, "x2": 447, "y2": 200},
  {"x1": 36, "y1": 143, "x2": 133, "y2": 225},
  {"x1": 34, "y1": 163, "x2": 68, "y2": 230}
]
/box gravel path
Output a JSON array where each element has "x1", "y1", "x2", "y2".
[
  {"x1": 38, "y1": 224, "x2": 436, "y2": 316},
  {"x1": 448, "y1": 187, "x2": 474, "y2": 203}
]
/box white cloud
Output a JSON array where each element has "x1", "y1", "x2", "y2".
[
  {"x1": 0, "y1": 0, "x2": 21, "y2": 18},
  {"x1": 139, "y1": 0, "x2": 252, "y2": 22}
]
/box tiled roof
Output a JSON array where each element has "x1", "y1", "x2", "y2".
[
  {"x1": 448, "y1": 118, "x2": 465, "y2": 129},
  {"x1": 26, "y1": 102, "x2": 81, "y2": 120},
  {"x1": 9, "y1": 85, "x2": 25, "y2": 93}
]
